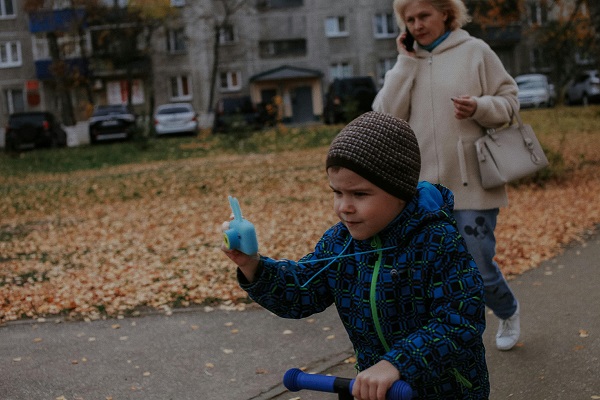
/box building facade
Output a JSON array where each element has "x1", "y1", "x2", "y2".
[{"x1": 0, "y1": 0, "x2": 592, "y2": 137}]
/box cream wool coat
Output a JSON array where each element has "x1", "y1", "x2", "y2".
[{"x1": 373, "y1": 29, "x2": 519, "y2": 210}]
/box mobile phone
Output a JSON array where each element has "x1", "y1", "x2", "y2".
[{"x1": 402, "y1": 29, "x2": 415, "y2": 52}]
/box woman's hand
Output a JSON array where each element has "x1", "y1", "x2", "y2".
[
  {"x1": 451, "y1": 95, "x2": 477, "y2": 119},
  {"x1": 352, "y1": 360, "x2": 401, "y2": 400},
  {"x1": 221, "y1": 220, "x2": 260, "y2": 282}
]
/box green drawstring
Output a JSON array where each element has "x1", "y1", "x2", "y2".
[
  {"x1": 369, "y1": 236, "x2": 391, "y2": 352},
  {"x1": 450, "y1": 368, "x2": 473, "y2": 388}
]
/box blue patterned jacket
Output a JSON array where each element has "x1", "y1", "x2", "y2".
[{"x1": 239, "y1": 182, "x2": 489, "y2": 399}]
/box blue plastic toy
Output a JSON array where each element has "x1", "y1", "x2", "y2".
[{"x1": 223, "y1": 196, "x2": 259, "y2": 255}]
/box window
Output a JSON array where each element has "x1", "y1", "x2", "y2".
[
  {"x1": 0, "y1": 41, "x2": 21, "y2": 68},
  {"x1": 530, "y1": 48, "x2": 552, "y2": 72},
  {"x1": 167, "y1": 28, "x2": 186, "y2": 53},
  {"x1": 170, "y1": 75, "x2": 191, "y2": 100},
  {"x1": 330, "y1": 63, "x2": 353, "y2": 81},
  {"x1": 258, "y1": 0, "x2": 303, "y2": 10},
  {"x1": 528, "y1": 1, "x2": 548, "y2": 25},
  {"x1": 259, "y1": 39, "x2": 306, "y2": 58},
  {"x1": 0, "y1": 0, "x2": 15, "y2": 18},
  {"x1": 4, "y1": 88, "x2": 25, "y2": 114},
  {"x1": 325, "y1": 16, "x2": 348, "y2": 37},
  {"x1": 376, "y1": 58, "x2": 396, "y2": 86},
  {"x1": 219, "y1": 71, "x2": 242, "y2": 91},
  {"x1": 374, "y1": 13, "x2": 398, "y2": 38},
  {"x1": 219, "y1": 25, "x2": 236, "y2": 44},
  {"x1": 99, "y1": 0, "x2": 127, "y2": 7}
]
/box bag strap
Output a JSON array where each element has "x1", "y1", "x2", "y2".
[{"x1": 486, "y1": 102, "x2": 525, "y2": 135}]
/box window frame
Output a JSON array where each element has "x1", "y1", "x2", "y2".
[
  {"x1": 0, "y1": 0, "x2": 15, "y2": 19},
  {"x1": 376, "y1": 57, "x2": 396, "y2": 87},
  {"x1": 329, "y1": 62, "x2": 353, "y2": 81},
  {"x1": 325, "y1": 16, "x2": 349, "y2": 38},
  {"x1": 219, "y1": 24, "x2": 236, "y2": 45},
  {"x1": 259, "y1": 39, "x2": 307, "y2": 58},
  {"x1": 0, "y1": 41, "x2": 22, "y2": 68},
  {"x1": 4, "y1": 88, "x2": 25, "y2": 114},
  {"x1": 166, "y1": 28, "x2": 187, "y2": 53},
  {"x1": 169, "y1": 75, "x2": 192, "y2": 101},
  {"x1": 219, "y1": 71, "x2": 242, "y2": 92},
  {"x1": 373, "y1": 12, "x2": 398, "y2": 39}
]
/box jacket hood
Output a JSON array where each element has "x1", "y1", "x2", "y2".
[{"x1": 377, "y1": 181, "x2": 456, "y2": 247}]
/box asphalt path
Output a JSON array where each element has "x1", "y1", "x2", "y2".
[{"x1": 1, "y1": 227, "x2": 598, "y2": 400}]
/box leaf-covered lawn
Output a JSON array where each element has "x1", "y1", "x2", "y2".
[{"x1": 1, "y1": 131, "x2": 599, "y2": 323}]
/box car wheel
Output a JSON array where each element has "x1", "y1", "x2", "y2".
[
  {"x1": 5, "y1": 136, "x2": 19, "y2": 153},
  {"x1": 324, "y1": 109, "x2": 334, "y2": 125}
]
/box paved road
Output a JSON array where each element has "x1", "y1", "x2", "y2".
[{"x1": 1, "y1": 228, "x2": 598, "y2": 400}]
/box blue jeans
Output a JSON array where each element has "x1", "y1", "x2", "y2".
[{"x1": 454, "y1": 209, "x2": 518, "y2": 320}]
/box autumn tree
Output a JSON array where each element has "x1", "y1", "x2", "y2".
[
  {"x1": 467, "y1": 0, "x2": 597, "y2": 94},
  {"x1": 200, "y1": 0, "x2": 252, "y2": 113},
  {"x1": 88, "y1": 0, "x2": 176, "y2": 132},
  {"x1": 23, "y1": 0, "x2": 99, "y2": 125}
]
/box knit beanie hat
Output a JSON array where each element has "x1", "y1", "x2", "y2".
[{"x1": 326, "y1": 111, "x2": 421, "y2": 202}]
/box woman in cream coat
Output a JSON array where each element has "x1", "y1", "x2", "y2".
[{"x1": 373, "y1": 0, "x2": 521, "y2": 351}]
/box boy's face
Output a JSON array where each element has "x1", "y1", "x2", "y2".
[{"x1": 328, "y1": 167, "x2": 406, "y2": 241}]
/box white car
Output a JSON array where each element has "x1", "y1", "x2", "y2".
[
  {"x1": 515, "y1": 74, "x2": 556, "y2": 109},
  {"x1": 153, "y1": 103, "x2": 198, "y2": 136}
]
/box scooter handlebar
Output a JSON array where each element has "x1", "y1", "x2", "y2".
[{"x1": 283, "y1": 368, "x2": 413, "y2": 400}]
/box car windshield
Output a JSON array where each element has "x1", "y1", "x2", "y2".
[
  {"x1": 93, "y1": 105, "x2": 129, "y2": 116},
  {"x1": 157, "y1": 106, "x2": 191, "y2": 115},
  {"x1": 9, "y1": 113, "x2": 49, "y2": 127},
  {"x1": 517, "y1": 78, "x2": 545, "y2": 90}
]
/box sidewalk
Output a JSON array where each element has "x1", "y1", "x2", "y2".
[{"x1": 1, "y1": 228, "x2": 598, "y2": 400}]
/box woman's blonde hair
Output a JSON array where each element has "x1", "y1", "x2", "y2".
[{"x1": 393, "y1": 0, "x2": 471, "y2": 31}]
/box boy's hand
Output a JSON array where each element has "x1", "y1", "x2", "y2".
[
  {"x1": 352, "y1": 360, "x2": 401, "y2": 400},
  {"x1": 221, "y1": 221, "x2": 260, "y2": 282}
]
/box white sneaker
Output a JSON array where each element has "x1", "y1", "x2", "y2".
[{"x1": 496, "y1": 303, "x2": 520, "y2": 351}]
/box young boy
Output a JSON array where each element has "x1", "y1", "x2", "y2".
[{"x1": 221, "y1": 111, "x2": 489, "y2": 400}]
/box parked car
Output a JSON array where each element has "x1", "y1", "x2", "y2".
[
  {"x1": 5, "y1": 111, "x2": 67, "y2": 151},
  {"x1": 88, "y1": 104, "x2": 136, "y2": 144},
  {"x1": 213, "y1": 96, "x2": 262, "y2": 133},
  {"x1": 323, "y1": 77, "x2": 377, "y2": 124},
  {"x1": 515, "y1": 74, "x2": 556, "y2": 108},
  {"x1": 153, "y1": 102, "x2": 198, "y2": 136},
  {"x1": 564, "y1": 70, "x2": 600, "y2": 106}
]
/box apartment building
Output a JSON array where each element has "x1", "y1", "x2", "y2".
[
  {"x1": 0, "y1": 0, "x2": 38, "y2": 121},
  {"x1": 2, "y1": 0, "x2": 590, "y2": 133}
]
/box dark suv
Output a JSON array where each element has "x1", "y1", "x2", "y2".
[
  {"x1": 213, "y1": 96, "x2": 263, "y2": 133},
  {"x1": 323, "y1": 77, "x2": 377, "y2": 124},
  {"x1": 88, "y1": 104, "x2": 136, "y2": 144},
  {"x1": 5, "y1": 111, "x2": 67, "y2": 151}
]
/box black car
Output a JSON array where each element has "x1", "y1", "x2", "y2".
[
  {"x1": 323, "y1": 77, "x2": 377, "y2": 124},
  {"x1": 5, "y1": 111, "x2": 67, "y2": 151},
  {"x1": 88, "y1": 104, "x2": 137, "y2": 144},
  {"x1": 213, "y1": 96, "x2": 264, "y2": 133}
]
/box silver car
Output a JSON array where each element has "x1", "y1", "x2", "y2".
[
  {"x1": 565, "y1": 70, "x2": 600, "y2": 106},
  {"x1": 153, "y1": 102, "x2": 199, "y2": 136},
  {"x1": 515, "y1": 74, "x2": 556, "y2": 108}
]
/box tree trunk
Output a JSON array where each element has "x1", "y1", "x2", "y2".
[
  {"x1": 47, "y1": 32, "x2": 76, "y2": 126},
  {"x1": 207, "y1": 24, "x2": 221, "y2": 113}
]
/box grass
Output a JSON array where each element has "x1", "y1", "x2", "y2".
[
  {"x1": 0, "y1": 123, "x2": 341, "y2": 177},
  {"x1": 1, "y1": 105, "x2": 598, "y2": 179}
]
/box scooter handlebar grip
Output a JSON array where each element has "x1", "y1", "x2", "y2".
[{"x1": 283, "y1": 368, "x2": 413, "y2": 400}]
